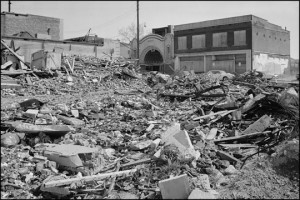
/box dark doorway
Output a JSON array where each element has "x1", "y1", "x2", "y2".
[
  {"x1": 144, "y1": 49, "x2": 163, "y2": 64},
  {"x1": 144, "y1": 49, "x2": 163, "y2": 72},
  {"x1": 146, "y1": 65, "x2": 160, "y2": 71}
]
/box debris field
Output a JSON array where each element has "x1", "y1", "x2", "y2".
[{"x1": 1, "y1": 39, "x2": 299, "y2": 199}]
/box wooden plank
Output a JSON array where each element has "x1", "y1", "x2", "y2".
[
  {"x1": 120, "y1": 158, "x2": 152, "y2": 169},
  {"x1": 192, "y1": 110, "x2": 235, "y2": 121},
  {"x1": 218, "y1": 143, "x2": 258, "y2": 148},
  {"x1": 214, "y1": 131, "x2": 272, "y2": 143},
  {"x1": 1, "y1": 61, "x2": 13, "y2": 70},
  {"x1": 216, "y1": 150, "x2": 241, "y2": 164},
  {"x1": 44, "y1": 169, "x2": 137, "y2": 188}
]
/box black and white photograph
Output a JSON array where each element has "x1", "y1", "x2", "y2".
[{"x1": 0, "y1": 1, "x2": 299, "y2": 199}]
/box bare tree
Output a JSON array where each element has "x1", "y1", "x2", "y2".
[{"x1": 118, "y1": 22, "x2": 151, "y2": 43}]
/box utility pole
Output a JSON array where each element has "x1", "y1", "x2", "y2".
[
  {"x1": 137, "y1": 1, "x2": 139, "y2": 65},
  {"x1": 8, "y1": 0, "x2": 11, "y2": 12}
]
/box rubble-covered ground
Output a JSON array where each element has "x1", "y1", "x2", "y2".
[{"x1": 1, "y1": 55, "x2": 299, "y2": 199}]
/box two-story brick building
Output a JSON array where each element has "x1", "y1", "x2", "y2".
[{"x1": 132, "y1": 15, "x2": 290, "y2": 75}]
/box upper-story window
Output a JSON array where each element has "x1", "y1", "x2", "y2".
[
  {"x1": 192, "y1": 34, "x2": 205, "y2": 49},
  {"x1": 234, "y1": 30, "x2": 246, "y2": 46},
  {"x1": 212, "y1": 32, "x2": 227, "y2": 47},
  {"x1": 178, "y1": 36, "x2": 187, "y2": 50}
]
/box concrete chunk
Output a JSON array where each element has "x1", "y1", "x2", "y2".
[
  {"x1": 146, "y1": 124, "x2": 155, "y2": 132},
  {"x1": 23, "y1": 109, "x2": 39, "y2": 119},
  {"x1": 130, "y1": 140, "x2": 152, "y2": 150},
  {"x1": 206, "y1": 128, "x2": 218, "y2": 140},
  {"x1": 188, "y1": 189, "x2": 216, "y2": 199},
  {"x1": 43, "y1": 143, "x2": 98, "y2": 169},
  {"x1": 224, "y1": 165, "x2": 238, "y2": 175},
  {"x1": 71, "y1": 109, "x2": 79, "y2": 118},
  {"x1": 159, "y1": 174, "x2": 191, "y2": 199},
  {"x1": 161, "y1": 123, "x2": 197, "y2": 161},
  {"x1": 241, "y1": 94, "x2": 265, "y2": 113},
  {"x1": 241, "y1": 114, "x2": 271, "y2": 135}
]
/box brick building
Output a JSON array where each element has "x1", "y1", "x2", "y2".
[
  {"x1": 1, "y1": 12, "x2": 63, "y2": 40},
  {"x1": 132, "y1": 15, "x2": 290, "y2": 75}
]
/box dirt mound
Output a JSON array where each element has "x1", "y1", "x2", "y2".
[{"x1": 218, "y1": 153, "x2": 299, "y2": 199}]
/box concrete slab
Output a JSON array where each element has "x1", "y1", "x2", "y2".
[
  {"x1": 161, "y1": 123, "x2": 196, "y2": 161},
  {"x1": 241, "y1": 114, "x2": 271, "y2": 135},
  {"x1": 43, "y1": 143, "x2": 98, "y2": 168},
  {"x1": 159, "y1": 174, "x2": 191, "y2": 199}
]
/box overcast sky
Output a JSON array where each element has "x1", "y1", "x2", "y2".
[{"x1": 1, "y1": 1, "x2": 299, "y2": 58}]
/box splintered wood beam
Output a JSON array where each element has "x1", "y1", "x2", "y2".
[{"x1": 44, "y1": 168, "x2": 137, "y2": 188}]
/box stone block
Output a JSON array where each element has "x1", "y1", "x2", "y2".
[{"x1": 159, "y1": 174, "x2": 191, "y2": 199}]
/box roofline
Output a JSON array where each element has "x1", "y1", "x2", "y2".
[{"x1": 1, "y1": 11, "x2": 61, "y2": 20}]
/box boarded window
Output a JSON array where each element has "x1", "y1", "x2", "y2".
[
  {"x1": 192, "y1": 34, "x2": 205, "y2": 49},
  {"x1": 212, "y1": 32, "x2": 227, "y2": 47},
  {"x1": 178, "y1": 36, "x2": 187, "y2": 50},
  {"x1": 234, "y1": 30, "x2": 246, "y2": 46}
]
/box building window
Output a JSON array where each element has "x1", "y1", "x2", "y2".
[
  {"x1": 256, "y1": 32, "x2": 258, "y2": 36},
  {"x1": 234, "y1": 30, "x2": 246, "y2": 46},
  {"x1": 178, "y1": 36, "x2": 187, "y2": 50},
  {"x1": 47, "y1": 28, "x2": 51, "y2": 35},
  {"x1": 212, "y1": 32, "x2": 227, "y2": 47},
  {"x1": 263, "y1": 34, "x2": 265, "y2": 37},
  {"x1": 192, "y1": 34, "x2": 205, "y2": 49}
]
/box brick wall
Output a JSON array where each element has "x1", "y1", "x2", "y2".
[
  {"x1": 1, "y1": 37, "x2": 121, "y2": 63},
  {"x1": 1, "y1": 12, "x2": 63, "y2": 40},
  {"x1": 174, "y1": 22, "x2": 252, "y2": 54},
  {"x1": 252, "y1": 25, "x2": 290, "y2": 55}
]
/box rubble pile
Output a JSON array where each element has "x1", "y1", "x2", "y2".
[{"x1": 1, "y1": 50, "x2": 299, "y2": 199}]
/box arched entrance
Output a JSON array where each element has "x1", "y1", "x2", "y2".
[{"x1": 143, "y1": 49, "x2": 164, "y2": 71}]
